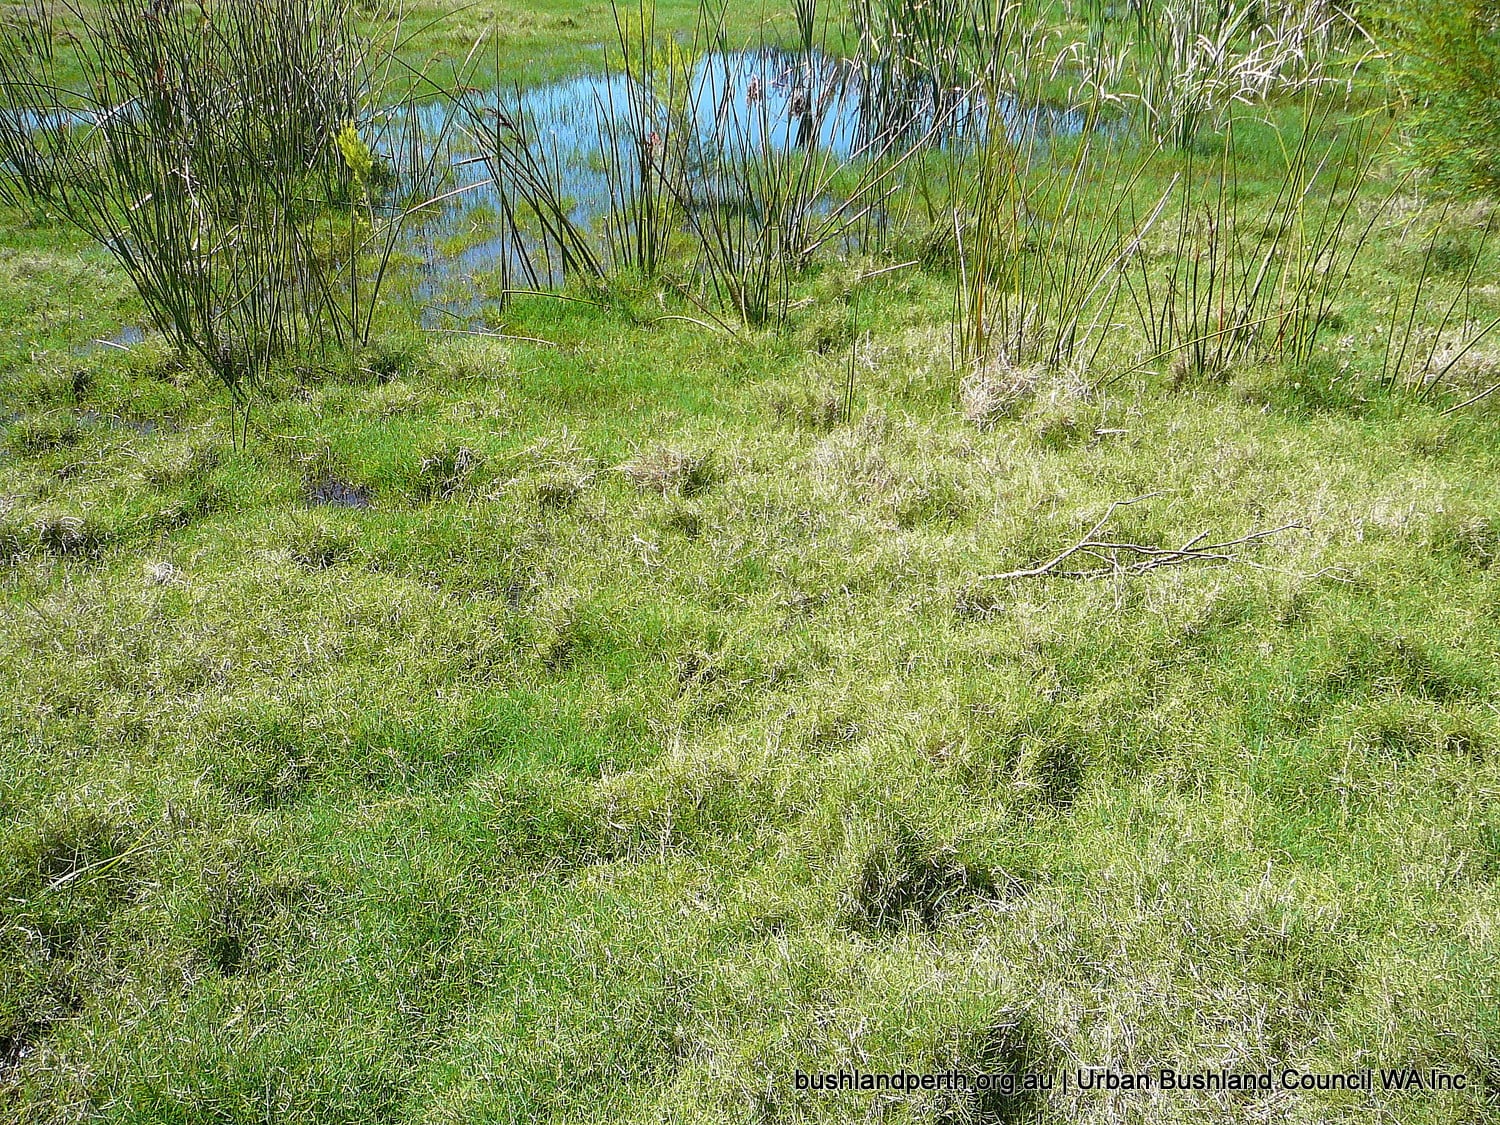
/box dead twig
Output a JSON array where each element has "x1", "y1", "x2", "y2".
[
  {"x1": 973, "y1": 496, "x2": 1303, "y2": 582},
  {"x1": 975, "y1": 493, "x2": 1163, "y2": 581},
  {"x1": 424, "y1": 326, "x2": 558, "y2": 347}
]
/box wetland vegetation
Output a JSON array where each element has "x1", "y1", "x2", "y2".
[{"x1": 2, "y1": 0, "x2": 1500, "y2": 1121}]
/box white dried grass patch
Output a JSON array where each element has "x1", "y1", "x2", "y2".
[
  {"x1": 960, "y1": 360, "x2": 1042, "y2": 429},
  {"x1": 1419, "y1": 339, "x2": 1500, "y2": 391},
  {"x1": 144, "y1": 560, "x2": 181, "y2": 586},
  {"x1": 621, "y1": 447, "x2": 717, "y2": 497}
]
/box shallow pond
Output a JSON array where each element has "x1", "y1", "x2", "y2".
[
  {"x1": 396, "y1": 50, "x2": 1087, "y2": 327},
  {"x1": 4, "y1": 52, "x2": 1090, "y2": 333}
]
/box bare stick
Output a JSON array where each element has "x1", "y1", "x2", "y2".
[
  {"x1": 973, "y1": 499, "x2": 1303, "y2": 581},
  {"x1": 425, "y1": 326, "x2": 557, "y2": 347},
  {"x1": 974, "y1": 493, "x2": 1166, "y2": 581}
]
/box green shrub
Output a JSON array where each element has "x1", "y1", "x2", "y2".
[{"x1": 1376, "y1": 1, "x2": 1500, "y2": 189}]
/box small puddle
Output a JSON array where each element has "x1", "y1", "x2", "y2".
[
  {"x1": 305, "y1": 478, "x2": 372, "y2": 509},
  {"x1": 72, "y1": 325, "x2": 147, "y2": 357},
  {"x1": 97, "y1": 325, "x2": 145, "y2": 349},
  {"x1": 76, "y1": 409, "x2": 158, "y2": 435}
]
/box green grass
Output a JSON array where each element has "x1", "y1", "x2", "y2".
[
  {"x1": 398, "y1": 0, "x2": 787, "y2": 85},
  {"x1": 4, "y1": 4, "x2": 1500, "y2": 1123}
]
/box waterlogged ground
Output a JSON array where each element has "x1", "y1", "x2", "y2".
[{"x1": 3, "y1": 23, "x2": 1500, "y2": 1125}]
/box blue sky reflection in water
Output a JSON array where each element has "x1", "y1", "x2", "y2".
[{"x1": 387, "y1": 49, "x2": 1085, "y2": 327}]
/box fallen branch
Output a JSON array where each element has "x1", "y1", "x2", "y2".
[
  {"x1": 644, "y1": 314, "x2": 738, "y2": 337},
  {"x1": 973, "y1": 496, "x2": 1303, "y2": 582},
  {"x1": 424, "y1": 325, "x2": 558, "y2": 347}
]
